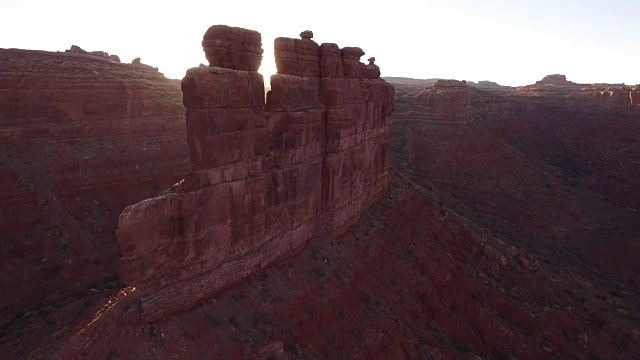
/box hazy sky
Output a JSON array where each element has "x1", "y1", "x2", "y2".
[{"x1": 1, "y1": 0, "x2": 638, "y2": 86}]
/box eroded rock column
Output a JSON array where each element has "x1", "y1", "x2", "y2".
[{"x1": 116, "y1": 25, "x2": 394, "y2": 321}]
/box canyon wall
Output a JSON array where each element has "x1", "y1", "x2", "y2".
[
  {"x1": 389, "y1": 75, "x2": 640, "y2": 280},
  {"x1": 116, "y1": 26, "x2": 394, "y2": 321},
  {"x1": 0, "y1": 49, "x2": 189, "y2": 324}
]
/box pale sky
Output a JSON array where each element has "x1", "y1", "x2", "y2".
[{"x1": 1, "y1": 0, "x2": 638, "y2": 86}]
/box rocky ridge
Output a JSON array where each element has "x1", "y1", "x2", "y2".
[
  {"x1": 116, "y1": 25, "x2": 394, "y2": 321},
  {"x1": 385, "y1": 74, "x2": 640, "y2": 358},
  {"x1": 0, "y1": 47, "x2": 189, "y2": 329}
]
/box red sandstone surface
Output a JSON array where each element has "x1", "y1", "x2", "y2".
[
  {"x1": 0, "y1": 47, "x2": 189, "y2": 348},
  {"x1": 387, "y1": 75, "x2": 640, "y2": 358},
  {"x1": 18, "y1": 169, "x2": 640, "y2": 360},
  {"x1": 1, "y1": 26, "x2": 639, "y2": 360},
  {"x1": 117, "y1": 25, "x2": 394, "y2": 322}
]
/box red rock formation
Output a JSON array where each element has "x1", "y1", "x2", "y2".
[
  {"x1": 202, "y1": 25, "x2": 263, "y2": 72},
  {"x1": 53, "y1": 172, "x2": 640, "y2": 360},
  {"x1": 536, "y1": 74, "x2": 575, "y2": 86},
  {"x1": 274, "y1": 36, "x2": 320, "y2": 77},
  {"x1": 389, "y1": 73, "x2": 640, "y2": 302},
  {"x1": 116, "y1": 26, "x2": 394, "y2": 321},
  {"x1": 518, "y1": 74, "x2": 640, "y2": 109},
  {"x1": 341, "y1": 47, "x2": 380, "y2": 79},
  {"x1": 0, "y1": 48, "x2": 189, "y2": 325},
  {"x1": 27, "y1": 68, "x2": 640, "y2": 358},
  {"x1": 432, "y1": 79, "x2": 467, "y2": 88},
  {"x1": 472, "y1": 80, "x2": 515, "y2": 93},
  {"x1": 65, "y1": 45, "x2": 121, "y2": 63}
]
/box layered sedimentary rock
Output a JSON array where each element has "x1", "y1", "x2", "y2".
[
  {"x1": 202, "y1": 25, "x2": 263, "y2": 71},
  {"x1": 393, "y1": 75, "x2": 640, "y2": 123},
  {"x1": 0, "y1": 48, "x2": 188, "y2": 324},
  {"x1": 116, "y1": 25, "x2": 394, "y2": 321},
  {"x1": 389, "y1": 74, "x2": 640, "y2": 284},
  {"x1": 394, "y1": 80, "x2": 480, "y2": 122},
  {"x1": 389, "y1": 74, "x2": 640, "y2": 222},
  {"x1": 516, "y1": 76, "x2": 640, "y2": 115},
  {"x1": 472, "y1": 80, "x2": 515, "y2": 93}
]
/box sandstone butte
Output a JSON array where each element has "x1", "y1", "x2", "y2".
[
  {"x1": 0, "y1": 47, "x2": 189, "y2": 324},
  {"x1": 116, "y1": 25, "x2": 395, "y2": 321},
  {"x1": 42, "y1": 73, "x2": 640, "y2": 360}
]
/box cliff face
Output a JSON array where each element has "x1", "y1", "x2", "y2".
[
  {"x1": 508, "y1": 79, "x2": 640, "y2": 208},
  {"x1": 116, "y1": 26, "x2": 394, "y2": 321},
  {"x1": 515, "y1": 75, "x2": 640, "y2": 116},
  {"x1": 0, "y1": 48, "x2": 189, "y2": 323},
  {"x1": 40, "y1": 73, "x2": 638, "y2": 360},
  {"x1": 390, "y1": 74, "x2": 640, "y2": 292},
  {"x1": 391, "y1": 75, "x2": 640, "y2": 213}
]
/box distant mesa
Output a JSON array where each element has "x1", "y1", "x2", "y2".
[
  {"x1": 433, "y1": 79, "x2": 468, "y2": 88},
  {"x1": 538, "y1": 74, "x2": 570, "y2": 85},
  {"x1": 532, "y1": 74, "x2": 580, "y2": 88},
  {"x1": 382, "y1": 77, "x2": 515, "y2": 94},
  {"x1": 516, "y1": 74, "x2": 637, "y2": 95}
]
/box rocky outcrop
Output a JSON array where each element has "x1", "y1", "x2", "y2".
[
  {"x1": 65, "y1": 45, "x2": 122, "y2": 63},
  {"x1": 433, "y1": 79, "x2": 467, "y2": 88},
  {"x1": 392, "y1": 75, "x2": 639, "y2": 124},
  {"x1": 116, "y1": 25, "x2": 394, "y2": 321},
  {"x1": 202, "y1": 25, "x2": 263, "y2": 72},
  {"x1": 472, "y1": 80, "x2": 515, "y2": 93},
  {"x1": 535, "y1": 74, "x2": 576, "y2": 86},
  {"x1": 0, "y1": 48, "x2": 189, "y2": 324},
  {"x1": 392, "y1": 80, "x2": 510, "y2": 123}
]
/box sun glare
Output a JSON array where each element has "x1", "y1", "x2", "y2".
[{"x1": 259, "y1": 53, "x2": 276, "y2": 82}]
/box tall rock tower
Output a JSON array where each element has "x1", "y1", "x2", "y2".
[{"x1": 116, "y1": 25, "x2": 394, "y2": 321}]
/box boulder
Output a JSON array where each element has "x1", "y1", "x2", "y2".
[{"x1": 202, "y1": 25, "x2": 263, "y2": 71}]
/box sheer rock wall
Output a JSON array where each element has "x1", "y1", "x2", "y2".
[{"x1": 116, "y1": 26, "x2": 394, "y2": 321}]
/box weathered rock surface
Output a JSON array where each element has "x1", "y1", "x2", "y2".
[
  {"x1": 202, "y1": 25, "x2": 263, "y2": 71},
  {"x1": 390, "y1": 75, "x2": 640, "y2": 211},
  {"x1": 53, "y1": 172, "x2": 640, "y2": 360},
  {"x1": 116, "y1": 26, "x2": 394, "y2": 321},
  {"x1": 65, "y1": 45, "x2": 121, "y2": 63},
  {"x1": 23, "y1": 71, "x2": 638, "y2": 360},
  {"x1": 390, "y1": 73, "x2": 640, "y2": 339},
  {"x1": 0, "y1": 48, "x2": 189, "y2": 326},
  {"x1": 473, "y1": 80, "x2": 515, "y2": 93},
  {"x1": 380, "y1": 74, "x2": 640, "y2": 360}
]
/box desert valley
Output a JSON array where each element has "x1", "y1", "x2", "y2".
[{"x1": 1, "y1": 21, "x2": 639, "y2": 360}]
